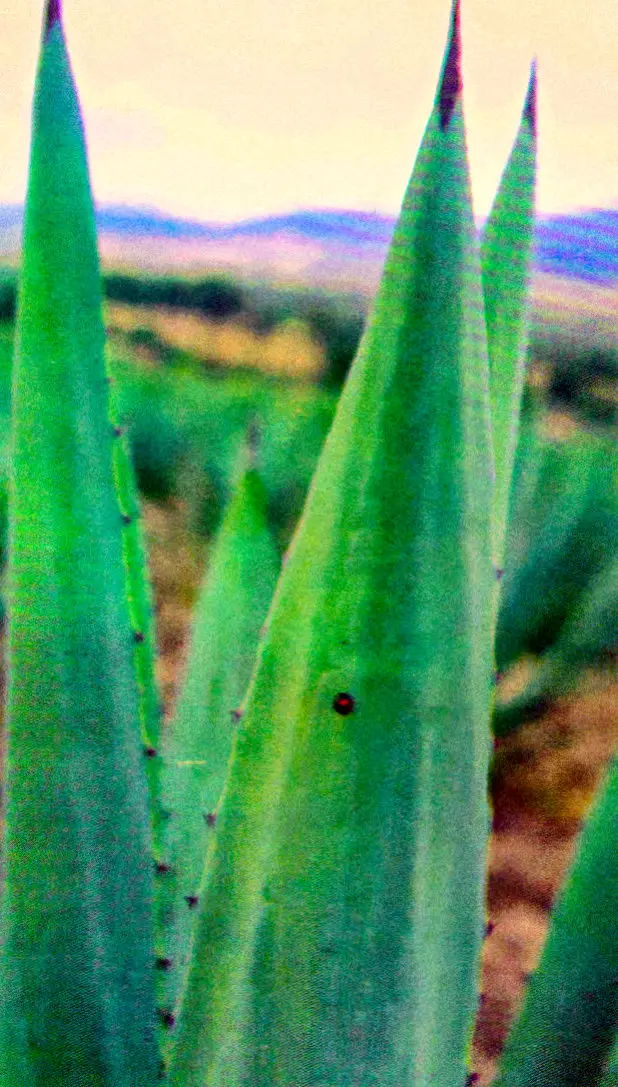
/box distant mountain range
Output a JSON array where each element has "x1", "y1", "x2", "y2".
[{"x1": 0, "y1": 203, "x2": 617, "y2": 287}]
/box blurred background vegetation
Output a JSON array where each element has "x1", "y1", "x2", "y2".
[
  {"x1": 0, "y1": 261, "x2": 616, "y2": 729},
  {"x1": 0, "y1": 265, "x2": 614, "y2": 539}
]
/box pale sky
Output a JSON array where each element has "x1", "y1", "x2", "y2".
[{"x1": 0, "y1": 0, "x2": 616, "y2": 223}]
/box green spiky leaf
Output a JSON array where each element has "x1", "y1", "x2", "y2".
[
  {"x1": 0, "y1": 6, "x2": 159, "y2": 1084},
  {"x1": 156, "y1": 440, "x2": 279, "y2": 1053},
  {"x1": 481, "y1": 62, "x2": 537, "y2": 571},
  {"x1": 168, "y1": 5, "x2": 495, "y2": 1085}
]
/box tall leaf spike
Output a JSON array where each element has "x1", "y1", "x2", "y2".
[
  {"x1": 0, "y1": 3, "x2": 159, "y2": 1083},
  {"x1": 481, "y1": 58, "x2": 537, "y2": 579},
  {"x1": 168, "y1": 5, "x2": 495, "y2": 1085},
  {"x1": 155, "y1": 429, "x2": 279, "y2": 1057}
]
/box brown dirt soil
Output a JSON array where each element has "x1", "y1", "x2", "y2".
[
  {"x1": 1, "y1": 497, "x2": 618, "y2": 1082},
  {"x1": 143, "y1": 498, "x2": 210, "y2": 720}
]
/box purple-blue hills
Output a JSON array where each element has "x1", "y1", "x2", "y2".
[{"x1": 0, "y1": 204, "x2": 617, "y2": 285}]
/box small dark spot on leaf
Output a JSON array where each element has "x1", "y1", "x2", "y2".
[
  {"x1": 495, "y1": 567, "x2": 505, "y2": 581},
  {"x1": 158, "y1": 1009, "x2": 175, "y2": 1029},
  {"x1": 494, "y1": 671, "x2": 505, "y2": 685},
  {"x1": 122, "y1": 514, "x2": 132, "y2": 526},
  {"x1": 144, "y1": 745, "x2": 157, "y2": 758},
  {"x1": 112, "y1": 425, "x2": 124, "y2": 438},
  {"x1": 230, "y1": 708, "x2": 243, "y2": 724},
  {"x1": 485, "y1": 920, "x2": 495, "y2": 937},
  {"x1": 465, "y1": 1075, "x2": 480, "y2": 1086},
  {"x1": 333, "y1": 692, "x2": 355, "y2": 716},
  {"x1": 133, "y1": 630, "x2": 145, "y2": 644},
  {"x1": 204, "y1": 812, "x2": 217, "y2": 827},
  {"x1": 156, "y1": 957, "x2": 173, "y2": 971},
  {"x1": 185, "y1": 895, "x2": 199, "y2": 909},
  {"x1": 155, "y1": 861, "x2": 172, "y2": 876}
]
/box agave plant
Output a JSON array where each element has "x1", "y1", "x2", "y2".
[{"x1": 2, "y1": 2, "x2": 618, "y2": 1087}]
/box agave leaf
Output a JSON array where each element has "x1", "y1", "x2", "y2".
[
  {"x1": 481, "y1": 62, "x2": 536, "y2": 572},
  {"x1": 0, "y1": 4, "x2": 159, "y2": 1084},
  {"x1": 494, "y1": 746, "x2": 618, "y2": 1086},
  {"x1": 155, "y1": 435, "x2": 279, "y2": 1057},
  {"x1": 168, "y1": 4, "x2": 495, "y2": 1085}
]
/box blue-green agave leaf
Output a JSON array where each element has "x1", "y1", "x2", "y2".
[
  {"x1": 0, "y1": 5, "x2": 159, "y2": 1083},
  {"x1": 168, "y1": 4, "x2": 495, "y2": 1085}
]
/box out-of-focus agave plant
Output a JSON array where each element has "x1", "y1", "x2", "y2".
[
  {"x1": 1, "y1": 2, "x2": 618, "y2": 1086},
  {"x1": 494, "y1": 417, "x2": 618, "y2": 735}
]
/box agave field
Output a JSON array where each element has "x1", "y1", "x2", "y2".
[{"x1": 2, "y1": 1, "x2": 618, "y2": 1086}]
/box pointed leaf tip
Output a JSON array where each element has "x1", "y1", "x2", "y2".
[
  {"x1": 524, "y1": 59, "x2": 538, "y2": 137},
  {"x1": 439, "y1": 0, "x2": 462, "y2": 131},
  {"x1": 45, "y1": 0, "x2": 62, "y2": 34}
]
